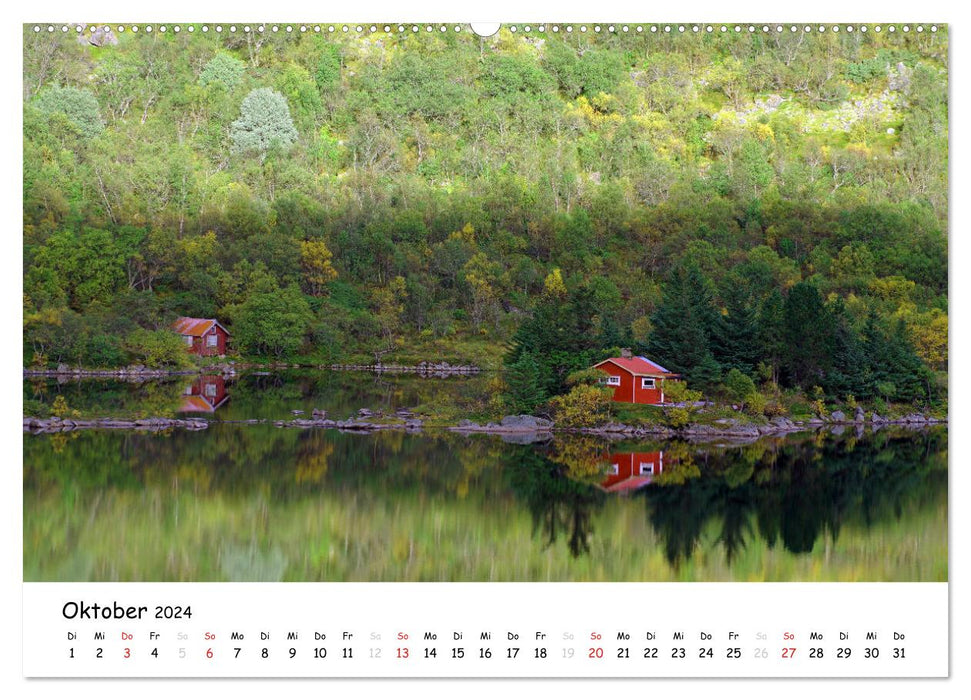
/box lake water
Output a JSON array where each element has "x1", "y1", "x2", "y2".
[{"x1": 23, "y1": 372, "x2": 947, "y2": 582}]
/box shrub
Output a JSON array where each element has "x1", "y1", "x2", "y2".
[
  {"x1": 51, "y1": 395, "x2": 69, "y2": 416},
  {"x1": 565, "y1": 367, "x2": 610, "y2": 386},
  {"x1": 744, "y1": 391, "x2": 767, "y2": 417},
  {"x1": 124, "y1": 329, "x2": 193, "y2": 368},
  {"x1": 549, "y1": 384, "x2": 613, "y2": 428},
  {"x1": 664, "y1": 407, "x2": 691, "y2": 429},
  {"x1": 24, "y1": 399, "x2": 48, "y2": 417},
  {"x1": 663, "y1": 379, "x2": 702, "y2": 404},
  {"x1": 724, "y1": 368, "x2": 757, "y2": 407}
]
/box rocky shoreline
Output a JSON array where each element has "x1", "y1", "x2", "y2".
[
  {"x1": 22, "y1": 410, "x2": 945, "y2": 439},
  {"x1": 24, "y1": 363, "x2": 237, "y2": 380},
  {"x1": 329, "y1": 361, "x2": 480, "y2": 376},
  {"x1": 24, "y1": 360, "x2": 480, "y2": 380},
  {"x1": 576, "y1": 412, "x2": 945, "y2": 441},
  {"x1": 23, "y1": 416, "x2": 209, "y2": 433}
]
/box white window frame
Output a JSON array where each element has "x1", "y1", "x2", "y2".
[
  {"x1": 639, "y1": 462, "x2": 655, "y2": 475},
  {"x1": 606, "y1": 375, "x2": 621, "y2": 386},
  {"x1": 641, "y1": 377, "x2": 656, "y2": 389},
  {"x1": 205, "y1": 383, "x2": 217, "y2": 397},
  {"x1": 206, "y1": 334, "x2": 218, "y2": 347},
  {"x1": 184, "y1": 336, "x2": 193, "y2": 346},
  {"x1": 609, "y1": 463, "x2": 619, "y2": 475}
]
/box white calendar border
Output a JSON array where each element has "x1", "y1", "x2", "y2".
[{"x1": 2, "y1": 0, "x2": 965, "y2": 696}]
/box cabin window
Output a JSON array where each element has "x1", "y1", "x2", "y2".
[
  {"x1": 184, "y1": 336, "x2": 193, "y2": 346},
  {"x1": 641, "y1": 377, "x2": 656, "y2": 389},
  {"x1": 206, "y1": 334, "x2": 218, "y2": 347},
  {"x1": 639, "y1": 462, "x2": 655, "y2": 475},
  {"x1": 610, "y1": 463, "x2": 619, "y2": 475},
  {"x1": 205, "y1": 384, "x2": 217, "y2": 397},
  {"x1": 606, "y1": 375, "x2": 621, "y2": 386}
]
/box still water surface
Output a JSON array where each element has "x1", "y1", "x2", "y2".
[{"x1": 23, "y1": 373, "x2": 947, "y2": 582}]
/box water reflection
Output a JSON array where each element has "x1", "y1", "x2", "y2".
[
  {"x1": 179, "y1": 375, "x2": 230, "y2": 413},
  {"x1": 23, "y1": 425, "x2": 946, "y2": 581},
  {"x1": 601, "y1": 451, "x2": 664, "y2": 493},
  {"x1": 508, "y1": 429, "x2": 945, "y2": 569},
  {"x1": 24, "y1": 369, "x2": 488, "y2": 422}
]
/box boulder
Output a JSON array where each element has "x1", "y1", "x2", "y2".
[
  {"x1": 830, "y1": 410, "x2": 846, "y2": 423},
  {"x1": 499, "y1": 415, "x2": 554, "y2": 430},
  {"x1": 854, "y1": 406, "x2": 865, "y2": 422}
]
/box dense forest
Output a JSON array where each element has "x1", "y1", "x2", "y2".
[{"x1": 22, "y1": 25, "x2": 948, "y2": 410}]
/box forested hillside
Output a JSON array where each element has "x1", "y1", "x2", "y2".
[{"x1": 23, "y1": 25, "x2": 948, "y2": 408}]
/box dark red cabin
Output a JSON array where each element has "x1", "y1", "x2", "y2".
[
  {"x1": 601, "y1": 451, "x2": 664, "y2": 493},
  {"x1": 173, "y1": 317, "x2": 230, "y2": 357},
  {"x1": 592, "y1": 355, "x2": 678, "y2": 405}
]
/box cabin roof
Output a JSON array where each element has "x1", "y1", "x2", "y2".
[
  {"x1": 173, "y1": 317, "x2": 230, "y2": 337},
  {"x1": 602, "y1": 476, "x2": 654, "y2": 493},
  {"x1": 594, "y1": 356, "x2": 674, "y2": 377}
]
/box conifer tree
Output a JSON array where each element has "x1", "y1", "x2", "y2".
[
  {"x1": 505, "y1": 351, "x2": 547, "y2": 413},
  {"x1": 782, "y1": 282, "x2": 834, "y2": 388},
  {"x1": 757, "y1": 289, "x2": 787, "y2": 386},
  {"x1": 647, "y1": 262, "x2": 721, "y2": 390},
  {"x1": 712, "y1": 279, "x2": 760, "y2": 376}
]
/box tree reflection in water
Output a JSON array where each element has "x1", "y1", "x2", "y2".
[
  {"x1": 504, "y1": 448, "x2": 605, "y2": 558},
  {"x1": 507, "y1": 429, "x2": 946, "y2": 566},
  {"x1": 639, "y1": 429, "x2": 946, "y2": 567}
]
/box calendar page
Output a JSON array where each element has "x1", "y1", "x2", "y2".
[{"x1": 15, "y1": 0, "x2": 958, "y2": 694}]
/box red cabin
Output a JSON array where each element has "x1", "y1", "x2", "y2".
[
  {"x1": 601, "y1": 451, "x2": 664, "y2": 493},
  {"x1": 592, "y1": 355, "x2": 678, "y2": 405},
  {"x1": 180, "y1": 375, "x2": 229, "y2": 413},
  {"x1": 173, "y1": 317, "x2": 230, "y2": 357}
]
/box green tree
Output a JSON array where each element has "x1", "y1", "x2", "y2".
[
  {"x1": 504, "y1": 351, "x2": 547, "y2": 414},
  {"x1": 314, "y1": 44, "x2": 342, "y2": 90},
  {"x1": 231, "y1": 284, "x2": 312, "y2": 358},
  {"x1": 230, "y1": 88, "x2": 299, "y2": 159},
  {"x1": 646, "y1": 263, "x2": 721, "y2": 391},
  {"x1": 277, "y1": 63, "x2": 322, "y2": 129},
  {"x1": 724, "y1": 368, "x2": 757, "y2": 408},
  {"x1": 756, "y1": 289, "x2": 787, "y2": 385},
  {"x1": 782, "y1": 282, "x2": 834, "y2": 388},
  {"x1": 712, "y1": 280, "x2": 760, "y2": 376},
  {"x1": 199, "y1": 52, "x2": 246, "y2": 89},
  {"x1": 300, "y1": 239, "x2": 338, "y2": 296},
  {"x1": 33, "y1": 85, "x2": 104, "y2": 139}
]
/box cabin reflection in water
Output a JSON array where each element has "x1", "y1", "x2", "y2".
[
  {"x1": 179, "y1": 375, "x2": 229, "y2": 413},
  {"x1": 601, "y1": 451, "x2": 663, "y2": 493}
]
